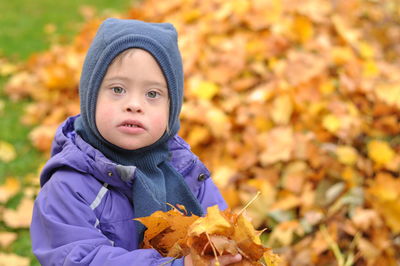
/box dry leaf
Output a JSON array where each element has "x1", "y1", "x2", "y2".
[
  {"x1": 0, "y1": 141, "x2": 17, "y2": 163},
  {"x1": 367, "y1": 140, "x2": 396, "y2": 166},
  {"x1": 0, "y1": 58, "x2": 18, "y2": 76},
  {"x1": 0, "y1": 253, "x2": 29, "y2": 266},
  {"x1": 259, "y1": 127, "x2": 294, "y2": 166},
  {"x1": 336, "y1": 145, "x2": 358, "y2": 166},
  {"x1": 3, "y1": 196, "x2": 34, "y2": 228},
  {"x1": 134, "y1": 207, "x2": 199, "y2": 257},
  {"x1": 270, "y1": 94, "x2": 293, "y2": 125},
  {"x1": 29, "y1": 125, "x2": 57, "y2": 153},
  {"x1": 0, "y1": 232, "x2": 17, "y2": 248},
  {"x1": 189, "y1": 78, "x2": 220, "y2": 100},
  {"x1": 189, "y1": 205, "x2": 232, "y2": 237},
  {"x1": 374, "y1": 82, "x2": 400, "y2": 108},
  {"x1": 0, "y1": 177, "x2": 21, "y2": 203},
  {"x1": 136, "y1": 205, "x2": 278, "y2": 265},
  {"x1": 367, "y1": 173, "x2": 400, "y2": 233}
]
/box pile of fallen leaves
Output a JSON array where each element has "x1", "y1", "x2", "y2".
[
  {"x1": 136, "y1": 204, "x2": 280, "y2": 265},
  {"x1": 3, "y1": 0, "x2": 400, "y2": 264}
]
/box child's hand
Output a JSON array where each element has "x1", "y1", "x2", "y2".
[{"x1": 184, "y1": 254, "x2": 242, "y2": 265}]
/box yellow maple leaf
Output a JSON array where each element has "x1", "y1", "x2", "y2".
[
  {"x1": 189, "y1": 205, "x2": 232, "y2": 236},
  {"x1": 374, "y1": 82, "x2": 400, "y2": 108},
  {"x1": 233, "y1": 214, "x2": 261, "y2": 245},
  {"x1": 362, "y1": 59, "x2": 379, "y2": 78},
  {"x1": 336, "y1": 145, "x2": 358, "y2": 166},
  {"x1": 341, "y1": 166, "x2": 360, "y2": 187},
  {"x1": 322, "y1": 114, "x2": 341, "y2": 133},
  {"x1": 0, "y1": 141, "x2": 17, "y2": 163},
  {"x1": 367, "y1": 140, "x2": 395, "y2": 165},
  {"x1": 213, "y1": 166, "x2": 236, "y2": 189},
  {"x1": 319, "y1": 79, "x2": 336, "y2": 95},
  {"x1": 367, "y1": 173, "x2": 400, "y2": 233},
  {"x1": 263, "y1": 249, "x2": 282, "y2": 266},
  {"x1": 270, "y1": 94, "x2": 293, "y2": 125},
  {"x1": 358, "y1": 41, "x2": 375, "y2": 59},
  {"x1": 331, "y1": 46, "x2": 355, "y2": 65},
  {"x1": 189, "y1": 78, "x2": 220, "y2": 100},
  {"x1": 205, "y1": 107, "x2": 230, "y2": 138},
  {"x1": 0, "y1": 60, "x2": 18, "y2": 76},
  {"x1": 186, "y1": 126, "x2": 210, "y2": 147},
  {"x1": 332, "y1": 15, "x2": 360, "y2": 46},
  {"x1": 291, "y1": 15, "x2": 314, "y2": 43}
]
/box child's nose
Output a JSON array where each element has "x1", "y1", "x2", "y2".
[
  {"x1": 125, "y1": 98, "x2": 143, "y2": 113},
  {"x1": 126, "y1": 105, "x2": 143, "y2": 113}
]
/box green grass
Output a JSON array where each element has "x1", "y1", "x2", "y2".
[
  {"x1": 0, "y1": 0, "x2": 135, "y2": 179},
  {"x1": 0, "y1": 78, "x2": 45, "y2": 178},
  {"x1": 0, "y1": 0, "x2": 134, "y2": 59},
  {"x1": 0, "y1": 1, "x2": 134, "y2": 265},
  {"x1": 0, "y1": 0, "x2": 134, "y2": 179}
]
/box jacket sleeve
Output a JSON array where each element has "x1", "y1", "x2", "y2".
[{"x1": 31, "y1": 173, "x2": 183, "y2": 266}]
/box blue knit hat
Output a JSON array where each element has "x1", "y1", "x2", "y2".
[{"x1": 75, "y1": 18, "x2": 184, "y2": 157}]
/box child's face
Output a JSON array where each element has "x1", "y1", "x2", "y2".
[{"x1": 95, "y1": 49, "x2": 169, "y2": 150}]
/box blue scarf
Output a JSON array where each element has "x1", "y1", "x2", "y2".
[{"x1": 75, "y1": 18, "x2": 203, "y2": 240}]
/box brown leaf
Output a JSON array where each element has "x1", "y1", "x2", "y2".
[
  {"x1": 0, "y1": 232, "x2": 17, "y2": 248},
  {"x1": 135, "y1": 208, "x2": 199, "y2": 256},
  {"x1": 3, "y1": 197, "x2": 34, "y2": 228},
  {"x1": 0, "y1": 253, "x2": 30, "y2": 266},
  {"x1": 209, "y1": 235, "x2": 238, "y2": 256}
]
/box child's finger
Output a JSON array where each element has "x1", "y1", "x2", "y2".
[{"x1": 211, "y1": 254, "x2": 242, "y2": 265}]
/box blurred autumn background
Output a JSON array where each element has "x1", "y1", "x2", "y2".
[{"x1": 0, "y1": 0, "x2": 399, "y2": 265}]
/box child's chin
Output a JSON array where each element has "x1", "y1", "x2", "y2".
[
  {"x1": 119, "y1": 143, "x2": 145, "y2": 150},
  {"x1": 117, "y1": 140, "x2": 152, "y2": 151}
]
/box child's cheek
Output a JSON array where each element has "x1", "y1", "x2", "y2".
[
  {"x1": 151, "y1": 114, "x2": 169, "y2": 132},
  {"x1": 95, "y1": 99, "x2": 116, "y2": 131}
]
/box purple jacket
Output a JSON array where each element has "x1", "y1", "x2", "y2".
[{"x1": 31, "y1": 116, "x2": 227, "y2": 265}]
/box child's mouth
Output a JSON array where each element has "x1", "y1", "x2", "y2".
[
  {"x1": 118, "y1": 120, "x2": 146, "y2": 132},
  {"x1": 124, "y1": 124, "x2": 140, "y2": 128}
]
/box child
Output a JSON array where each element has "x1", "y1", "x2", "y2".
[{"x1": 30, "y1": 18, "x2": 242, "y2": 265}]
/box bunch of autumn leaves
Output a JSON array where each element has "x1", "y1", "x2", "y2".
[{"x1": 135, "y1": 203, "x2": 280, "y2": 266}]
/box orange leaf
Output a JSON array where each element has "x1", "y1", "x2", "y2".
[{"x1": 135, "y1": 207, "x2": 199, "y2": 256}]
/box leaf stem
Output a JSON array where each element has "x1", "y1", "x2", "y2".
[
  {"x1": 237, "y1": 191, "x2": 261, "y2": 217},
  {"x1": 320, "y1": 225, "x2": 344, "y2": 266},
  {"x1": 205, "y1": 232, "x2": 220, "y2": 266}
]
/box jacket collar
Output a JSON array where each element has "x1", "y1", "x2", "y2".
[{"x1": 41, "y1": 116, "x2": 134, "y2": 199}]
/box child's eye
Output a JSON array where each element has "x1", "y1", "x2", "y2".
[
  {"x1": 146, "y1": 90, "x2": 160, "y2": 98},
  {"x1": 111, "y1": 87, "x2": 125, "y2": 94}
]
